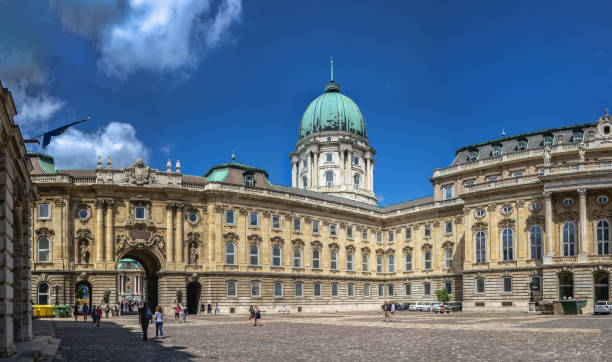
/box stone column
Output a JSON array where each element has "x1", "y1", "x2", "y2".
[
  {"x1": 346, "y1": 151, "x2": 351, "y2": 187},
  {"x1": 543, "y1": 192, "x2": 553, "y2": 265},
  {"x1": 578, "y1": 188, "x2": 589, "y2": 261},
  {"x1": 105, "y1": 200, "x2": 114, "y2": 263},
  {"x1": 364, "y1": 157, "x2": 369, "y2": 191},
  {"x1": 291, "y1": 160, "x2": 297, "y2": 188},
  {"x1": 313, "y1": 152, "x2": 319, "y2": 189},
  {"x1": 95, "y1": 200, "x2": 104, "y2": 262},
  {"x1": 307, "y1": 152, "x2": 313, "y2": 190},
  {"x1": 370, "y1": 160, "x2": 375, "y2": 193},
  {"x1": 166, "y1": 203, "x2": 174, "y2": 263},
  {"x1": 175, "y1": 204, "x2": 184, "y2": 263},
  {"x1": 339, "y1": 150, "x2": 345, "y2": 190}
]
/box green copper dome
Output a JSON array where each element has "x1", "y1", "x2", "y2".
[{"x1": 298, "y1": 80, "x2": 367, "y2": 141}]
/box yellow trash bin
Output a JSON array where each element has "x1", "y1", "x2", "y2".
[
  {"x1": 39, "y1": 305, "x2": 55, "y2": 318},
  {"x1": 33, "y1": 305, "x2": 42, "y2": 318}
]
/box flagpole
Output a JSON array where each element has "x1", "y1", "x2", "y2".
[{"x1": 23, "y1": 116, "x2": 91, "y2": 144}]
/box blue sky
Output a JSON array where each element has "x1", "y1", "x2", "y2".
[{"x1": 2, "y1": 1, "x2": 612, "y2": 205}]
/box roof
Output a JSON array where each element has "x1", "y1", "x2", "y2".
[
  {"x1": 27, "y1": 152, "x2": 57, "y2": 174},
  {"x1": 204, "y1": 161, "x2": 269, "y2": 178}
]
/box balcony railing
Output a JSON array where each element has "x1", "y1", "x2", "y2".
[{"x1": 464, "y1": 174, "x2": 540, "y2": 193}]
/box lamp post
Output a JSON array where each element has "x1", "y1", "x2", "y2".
[{"x1": 54, "y1": 285, "x2": 61, "y2": 305}]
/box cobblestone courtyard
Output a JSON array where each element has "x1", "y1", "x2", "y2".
[{"x1": 34, "y1": 312, "x2": 612, "y2": 361}]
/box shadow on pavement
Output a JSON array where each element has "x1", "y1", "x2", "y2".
[{"x1": 34, "y1": 318, "x2": 198, "y2": 361}]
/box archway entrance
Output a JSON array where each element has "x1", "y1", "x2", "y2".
[
  {"x1": 187, "y1": 282, "x2": 201, "y2": 315},
  {"x1": 594, "y1": 272, "x2": 609, "y2": 301},
  {"x1": 558, "y1": 272, "x2": 574, "y2": 300},
  {"x1": 75, "y1": 281, "x2": 92, "y2": 314},
  {"x1": 117, "y1": 249, "x2": 162, "y2": 309}
]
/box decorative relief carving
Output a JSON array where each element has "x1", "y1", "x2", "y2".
[
  {"x1": 525, "y1": 214, "x2": 545, "y2": 230},
  {"x1": 54, "y1": 199, "x2": 66, "y2": 207},
  {"x1": 454, "y1": 216, "x2": 463, "y2": 224},
  {"x1": 238, "y1": 208, "x2": 248, "y2": 216},
  {"x1": 463, "y1": 208, "x2": 471, "y2": 215},
  {"x1": 558, "y1": 210, "x2": 578, "y2": 222},
  {"x1": 361, "y1": 246, "x2": 371, "y2": 253},
  {"x1": 402, "y1": 246, "x2": 413, "y2": 253},
  {"x1": 292, "y1": 238, "x2": 305, "y2": 248},
  {"x1": 375, "y1": 248, "x2": 385, "y2": 255},
  {"x1": 122, "y1": 158, "x2": 157, "y2": 185},
  {"x1": 385, "y1": 248, "x2": 395, "y2": 255},
  {"x1": 329, "y1": 242, "x2": 339, "y2": 250},
  {"x1": 262, "y1": 211, "x2": 271, "y2": 218},
  {"x1": 271, "y1": 236, "x2": 285, "y2": 246},
  {"x1": 442, "y1": 240, "x2": 454, "y2": 249},
  {"x1": 591, "y1": 208, "x2": 611, "y2": 220},
  {"x1": 214, "y1": 205, "x2": 225, "y2": 214},
  {"x1": 486, "y1": 204, "x2": 497, "y2": 212},
  {"x1": 345, "y1": 244, "x2": 356, "y2": 252},
  {"x1": 223, "y1": 232, "x2": 239, "y2": 243},
  {"x1": 35, "y1": 227, "x2": 55, "y2": 238},
  {"x1": 247, "y1": 234, "x2": 263, "y2": 244},
  {"x1": 498, "y1": 218, "x2": 516, "y2": 229},
  {"x1": 115, "y1": 231, "x2": 166, "y2": 257},
  {"x1": 421, "y1": 243, "x2": 433, "y2": 251},
  {"x1": 471, "y1": 221, "x2": 488, "y2": 231},
  {"x1": 432, "y1": 220, "x2": 440, "y2": 227}
]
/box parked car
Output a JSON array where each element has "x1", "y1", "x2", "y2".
[
  {"x1": 416, "y1": 302, "x2": 433, "y2": 312},
  {"x1": 408, "y1": 303, "x2": 419, "y2": 311},
  {"x1": 432, "y1": 303, "x2": 450, "y2": 313},
  {"x1": 446, "y1": 302, "x2": 463, "y2": 312},
  {"x1": 402, "y1": 303, "x2": 412, "y2": 310},
  {"x1": 594, "y1": 301, "x2": 612, "y2": 315}
]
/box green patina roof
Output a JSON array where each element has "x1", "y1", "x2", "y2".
[
  {"x1": 298, "y1": 80, "x2": 367, "y2": 140},
  {"x1": 27, "y1": 152, "x2": 57, "y2": 174},
  {"x1": 204, "y1": 161, "x2": 269, "y2": 180},
  {"x1": 117, "y1": 258, "x2": 142, "y2": 269}
]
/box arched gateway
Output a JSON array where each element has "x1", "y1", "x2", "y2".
[{"x1": 116, "y1": 248, "x2": 163, "y2": 308}]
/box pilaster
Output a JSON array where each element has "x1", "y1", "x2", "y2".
[
  {"x1": 577, "y1": 188, "x2": 588, "y2": 262},
  {"x1": 543, "y1": 192, "x2": 553, "y2": 265}
]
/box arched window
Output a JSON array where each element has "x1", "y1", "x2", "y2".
[
  {"x1": 444, "y1": 249, "x2": 453, "y2": 268},
  {"x1": 530, "y1": 225, "x2": 542, "y2": 259},
  {"x1": 249, "y1": 244, "x2": 259, "y2": 266},
  {"x1": 423, "y1": 251, "x2": 432, "y2": 270},
  {"x1": 38, "y1": 237, "x2": 50, "y2": 262},
  {"x1": 312, "y1": 248, "x2": 320, "y2": 269},
  {"x1": 330, "y1": 250, "x2": 338, "y2": 270},
  {"x1": 353, "y1": 174, "x2": 360, "y2": 189},
  {"x1": 346, "y1": 251, "x2": 354, "y2": 271},
  {"x1": 475, "y1": 230, "x2": 486, "y2": 263},
  {"x1": 293, "y1": 247, "x2": 303, "y2": 268},
  {"x1": 596, "y1": 220, "x2": 610, "y2": 255},
  {"x1": 38, "y1": 282, "x2": 50, "y2": 305},
  {"x1": 562, "y1": 222, "x2": 576, "y2": 256},
  {"x1": 501, "y1": 227, "x2": 514, "y2": 261},
  {"x1": 325, "y1": 171, "x2": 334, "y2": 188},
  {"x1": 225, "y1": 242, "x2": 236, "y2": 265},
  {"x1": 272, "y1": 245, "x2": 282, "y2": 267},
  {"x1": 302, "y1": 176, "x2": 307, "y2": 189},
  {"x1": 405, "y1": 253, "x2": 412, "y2": 271}
]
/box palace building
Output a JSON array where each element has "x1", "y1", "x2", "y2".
[{"x1": 28, "y1": 71, "x2": 612, "y2": 315}]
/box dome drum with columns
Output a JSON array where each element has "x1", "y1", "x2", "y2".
[{"x1": 290, "y1": 59, "x2": 377, "y2": 205}]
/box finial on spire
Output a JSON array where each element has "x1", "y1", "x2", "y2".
[
  {"x1": 97, "y1": 155, "x2": 102, "y2": 169},
  {"x1": 175, "y1": 160, "x2": 181, "y2": 174},
  {"x1": 231, "y1": 151, "x2": 236, "y2": 162},
  {"x1": 330, "y1": 56, "x2": 334, "y2": 82},
  {"x1": 605, "y1": 108, "x2": 609, "y2": 116},
  {"x1": 166, "y1": 159, "x2": 172, "y2": 172},
  {"x1": 107, "y1": 156, "x2": 112, "y2": 169},
  {"x1": 501, "y1": 128, "x2": 506, "y2": 137}
]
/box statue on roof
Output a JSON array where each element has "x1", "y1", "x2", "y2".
[{"x1": 543, "y1": 147, "x2": 551, "y2": 166}]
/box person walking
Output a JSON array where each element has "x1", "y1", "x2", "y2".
[
  {"x1": 382, "y1": 303, "x2": 389, "y2": 322},
  {"x1": 390, "y1": 302, "x2": 396, "y2": 322},
  {"x1": 181, "y1": 304, "x2": 187, "y2": 323},
  {"x1": 214, "y1": 303, "x2": 219, "y2": 315},
  {"x1": 254, "y1": 306, "x2": 261, "y2": 326},
  {"x1": 82, "y1": 302, "x2": 89, "y2": 321},
  {"x1": 207, "y1": 303, "x2": 212, "y2": 316},
  {"x1": 105, "y1": 305, "x2": 110, "y2": 319},
  {"x1": 74, "y1": 302, "x2": 79, "y2": 321},
  {"x1": 96, "y1": 305, "x2": 102, "y2": 327},
  {"x1": 138, "y1": 302, "x2": 152, "y2": 341},
  {"x1": 174, "y1": 304, "x2": 181, "y2": 321},
  {"x1": 91, "y1": 305, "x2": 98, "y2": 327},
  {"x1": 200, "y1": 303, "x2": 205, "y2": 315},
  {"x1": 249, "y1": 305, "x2": 254, "y2": 322},
  {"x1": 154, "y1": 306, "x2": 164, "y2": 339}
]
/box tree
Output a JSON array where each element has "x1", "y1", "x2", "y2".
[{"x1": 435, "y1": 288, "x2": 451, "y2": 303}]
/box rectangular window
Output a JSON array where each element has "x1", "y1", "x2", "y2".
[
  {"x1": 405, "y1": 253, "x2": 412, "y2": 271},
  {"x1": 312, "y1": 220, "x2": 320, "y2": 234},
  {"x1": 293, "y1": 218, "x2": 301, "y2": 232},
  {"x1": 475, "y1": 278, "x2": 486, "y2": 293},
  {"x1": 405, "y1": 228, "x2": 412, "y2": 240},
  {"x1": 348, "y1": 284, "x2": 354, "y2": 297},
  {"x1": 376, "y1": 231, "x2": 382, "y2": 243},
  {"x1": 330, "y1": 251, "x2": 338, "y2": 270},
  {"x1": 443, "y1": 184, "x2": 453, "y2": 200},
  {"x1": 405, "y1": 283, "x2": 411, "y2": 296},
  {"x1": 487, "y1": 175, "x2": 498, "y2": 182},
  {"x1": 444, "y1": 249, "x2": 453, "y2": 269},
  {"x1": 388, "y1": 231, "x2": 394, "y2": 243},
  {"x1": 378, "y1": 284, "x2": 384, "y2": 297},
  {"x1": 225, "y1": 210, "x2": 235, "y2": 225},
  {"x1": 362, "y1": 254, "x2": 369, "y2": 272},
  {"x1": 331, "y1": 283, "x2": 338, "y2": 296},
  {"x1": 531, "y1": 276, "x2": 541, "y2": 292},
  {"x1": 314, "y1": 282, "x2": 321, "y2": 297},
  {"x1": 250, "y1": 281, "x2": 260, "y2": 297},
  {"x1": 572, "y1": 131, "x2": 583, "y2": 143},
  {"x1": 376, "y1": 255, "x2": 383, "y2": 273},
  {"x1": 517, "y1": 140, "x2": 527, "y2": 151},
  {"x1": 326, "y1": 153, "x2": 333, "y2": 162},
  {"x1": 388, "y1": 284, "x2": 394, "y2": 297},
  {"x1": 502, "y1": 277, "x2": 512, "y2": 293},
  {"x1": 302, "y1": 159, "x2": 307, "y2": 168},
  {"x1": 38, "y1": 203, "x2": 50, "y2": 219},
  {"x1": 354, "y1": 155, "x2": 359, "y2": 165},
  {"x1": 512, "y1": 172, "x2": 523, "y2": 179},
  {"x1": 444, "y1": 281, "x2": 452, "y2": 294},
  {"x1": 445, "y1": 221, "x2": 452, "y2": 234},
  {"x1": 272, "y1": 215, "x2": 281, "y2": 229},
  {"x1": 274, "y1": 281, "x2": 283, "y2": 297},
  {"x1": 387, "y1": 255, "x2": 394, "y2": 273},
  {"x1": 295, "y1": 282, "x2": 303, "y2": 297},
  {"x1": 134, "y1": 206, "x2": 146, "y2": 220},
  {"x1": 362, "y1": 228, "x2": 368, "y2": 241},
  {"x1": 423, "y1": 282, "x2": 431, "y2": 295},
  {"x1": 424, "y1": 251, "x2": 432, "y2": 270},
  {"x1": 346, "y1": 226, "x2": 353, "y2": 239},
  {"x1": 423, "y1": 224, "x2": 431, "y2": 238},
  {"x1": 464, "y1": 179, "x2": 475, "y2": 187},
  {"x1": 330, "y1": 223, "x2": 337, "y2": 237},
  {"x1": 249, "y1": 212, "x2": 259, "y2": 227},
  {"x1": 226, "y1": 281, "x2": 237, "y2": 297},
  {"x1": 543, "y1": 136, "x2": 553, "y2": 147},
  {"x1": 363, "y1": 284, "x2": 370, "y2": 297},
  {"x1": 347, "y1": 253, "x2": 354, "y2": 271},
  {"x1": 492, "y1": 145, "x2": 502, "y2": 157}
]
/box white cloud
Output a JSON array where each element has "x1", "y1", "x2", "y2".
[
  {"x1": 0, "y1": 48, "x2": 66, "y2": 134},
  {"x1": 49, "y1": 0, "x2": 242, "y2": 80},
  {"x1": 46, "y1": 121, "x2": 149, "y2": 169}
]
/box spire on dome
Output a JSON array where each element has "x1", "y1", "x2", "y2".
[
  {"x1": 330, "y1": 56, "x2": 334, "y2": 81},
  {"x1": 324, "y1": 57, "x2": 340, "y2": 93}
]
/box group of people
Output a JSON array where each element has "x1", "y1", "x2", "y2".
[
  {"x1": 248, "y1": 306, "x2": 262, "y2": 326},
  {"x1": 382, "y1": 301, "x2": 396, "y2": 322},
  {"x1": 174, "y1": 303, "x2": 188, "y2": 322},
  {"x1": 199, "y1": 303, "x2": 220, "y2": 315},
  {"x1": 138, "y1": 303, "x2": 164, "y2": 341},
  {"x1": 72, "y1": 302, "x2": 105, "y2": 327}
]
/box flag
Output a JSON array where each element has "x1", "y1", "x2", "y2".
[{"x1": 41, "y1": 118, "x2": 89, "y2": 149}]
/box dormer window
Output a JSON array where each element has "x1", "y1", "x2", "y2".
[
  {"x1": 491, "y1": 144, "x2": 502, "y2": 157},
  {"x1": 516, "y1": 139, "x2": 528, "y2": 151},
  {"x1": 572, "y1": 131, "x2": 583, "y2": 143},
  {"x1": 245, "y1": 175, "x2": 254, "y2": 187},
  {"x1": 467, "y1": 149, "x2": 479, "y2": 162},
  {"x1": 543, "y1": 135, "x2": 554, "y2": 147},
  {"x1": 604, "y1": 126, "x2": 610, "y2": 135}
]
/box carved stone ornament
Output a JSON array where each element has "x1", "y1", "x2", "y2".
[
  {"x1": 402, "y1": 246, "x2": 413, "y2": 253},
  {"x1": 442, "y1": 240, "x2": 454, "y2": 249},
  {"x1": 185, "y1": 208, "x2": 201, "y2": 226},
  {"x1": 486, "y1": 204, "x2": 497, "y2": 212},
  {"x1": 310, "y1": 240, "x2": 322, "y2": 248},
  {"x1": 122, "y1": 158, "x2": 157, "y2": 186},
  {"x1": 345, "y1": 244, "x2": 356, "y2": 252},
  {"x1": 525, "y1": 214, "x2": 545, "y2": 230},
  {"x1": 214, "y1": 205, "x2": 225, "y2": 214},
  {"x1": 463, "y1": 208, "x2": 471, "y2": 215},
  {"x1": 292, "y1": 238, "x2": 305, "y2": 248},
  {"x1": 421, "y1": 243, "x2": 433, "y2": 251},
  {"x1": 79, "y1": 272, "x2": 88, "y2": 281},
  {"x1": 187, "y1": 273, "x2": 199, "y2": 283},
  {"x1": 76, "y1": 229, "x2": 93, "y2": 264},
  {"x1": 361, "y1": 246, "x2": 371, "y2": 253},
  {"x1": 432, "y1": 220, "x2": 440, "y2": 227},
  {"x1": 471, "y1": 221, "x2": 488, "y2": 231},
  {"x1": 271, "y1": 236, "x2": 285, "y2": 246},
  {"x1": 262, "y1": 211, "x2": 271, "y2": 218},
  {"x1": 75, "y1": 203, "x2": 93, "y2": 224},
  {"x1": 454, "y1": 216, "x2": 463, "y2": 225},
  {"x1": 516, "y1": 200, "x2": 525, "y2": 208},
  {"x1": 186, "y1": 232, "x2": 201, "y2": 246},
  {"x1": 558, "y1": 210, "x2": 578, "y2": 222},
  {"x1": 591, "y1": 208, "x2": 611, "y2": 220},
  {"x1": 329, "y1": 242, "x2": 340, "y2": 250},
  {"x1": 247, "y1": 234, "x2": 263, "y2": 244},
  {"x1": 385, "y1": 248, "x2": 395, "y2": 255},
  {"x1": 498, "y1": 218, "x2": 516, "y2": 229},
  {"x1": 54, "y1": 199, "x2": 66, "y2": 207},
  {"x1": 375, "y1": 248, "x2": 385, "y2": 256},
  {"x1": 238, "y1": 208, "x2": 248, "y2": 216},
  {"x1": 35, "y1": 227, "x2": 55, "y2": 238},
  {"x1": 115, "y1": 232, "x2": 166, "y2": 257},
  {"x1": 223, "y1": 232, "x2": 239, "y2": 243}
]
